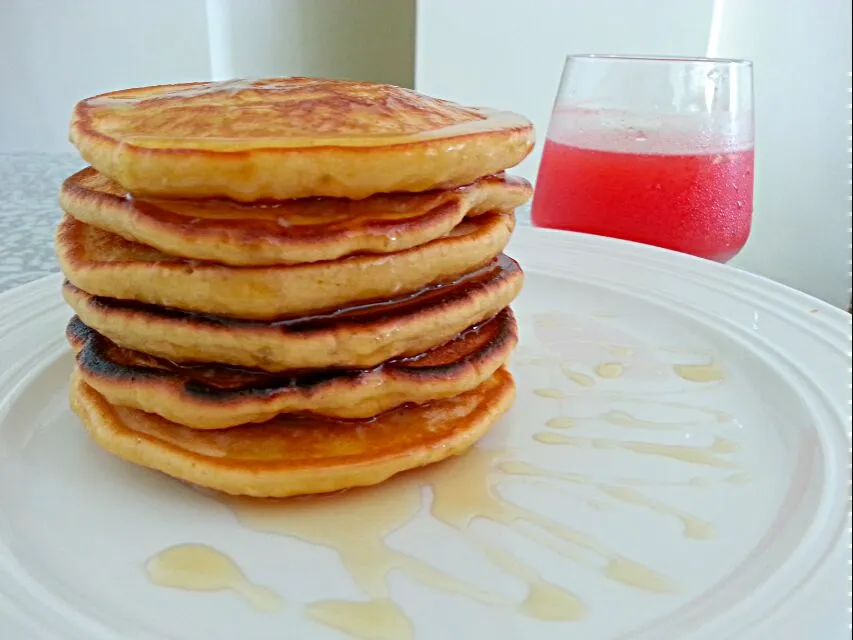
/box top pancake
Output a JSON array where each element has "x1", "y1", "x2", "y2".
[
  {"x1": 60, "y1": 168, "x2": 532, "y2": 266},
  {"x1": 70, "y1": 77, "x2": 535, "y2": 201}
]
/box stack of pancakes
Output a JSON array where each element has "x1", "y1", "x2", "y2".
[{"x1": 56, "y1": 78, "x2": 534, "y2": 497}]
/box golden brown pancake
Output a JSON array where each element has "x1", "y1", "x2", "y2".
[
  {"x1": 66, "y1": 309, "x2": 517, "y2": 428},
  {"x1": 62, "y1": 255, "x2": 523, "y2": 371},
  {"x1": 69, "y1": 367, "x2": 516, "y2": 497},
  {"x1": 70, "y1": 78, "x2": 535, "y2": 201},
  {"x1": 55, "y1": 212, "x2": 514, "y2": 320},
  {"x1": 60, "y1": 168, "x2": 532, "y2": 266}
]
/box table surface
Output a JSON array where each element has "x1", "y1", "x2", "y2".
[{"x1": 0, "y1": 152, "x2": 86, "y2": 293}]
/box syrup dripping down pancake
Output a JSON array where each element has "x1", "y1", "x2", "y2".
[
  {"x1": 67, "y1": 309, "x2": 517, "y2": 429},
  {"x1": 62, "y1": 254, "x2": 523, "y2": 372},
  {"x1": 61, "y1": 168, "x2": 532, "y2": 266},
  {"x1": 70, "y1": 78, "x2": 534, "y2": 201},
  {"x1": 55, "y1": 212, "x2": 514, "y2": 320}
]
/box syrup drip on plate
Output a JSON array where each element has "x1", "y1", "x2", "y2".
[
  {"x1": 498, "y1": 461, "x2": 715, "y2": 540},
  {"x1": 145, "y1": 544, "x2": 284, "y2": 612},
  {"x1": 672, "y1": 360, "x2": 725, "y2": 383},
  {"x1": 146, "y1": 337, "x2": 743, "y2": 638},
  {"x1": 202, "y1": 444, "x2": 709, "y2": 636},
  {"x1": 148, "y1": 426, "x2": 741, "y2": 636},
  {"x1": 532, "y1": 432, "x2": 738, "y2": 468}
]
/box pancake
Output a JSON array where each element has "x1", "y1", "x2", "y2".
[
  {"x1": 67, "y1": 309, "x2": 517, "y2": 428},
  {"x1": 55, "y1": 211, "x2": 514, "y2": 320},
  {"x1": 62, "y1": 255, "x2": 523, "y2": 371},
  {"x1": 69, "y1": 367, "x2": 516, "y2": 497},
  {"x1": 69, "y1": 78, "x2": 535, "y2": 201},
  {"x1": 60, "y1": 168, "x2": 532, "y2": 266}
]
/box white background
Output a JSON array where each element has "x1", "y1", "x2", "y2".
[
  {"x1": 415, "y1": 0, "x2": 852, "y2": 310},
  {"x1": 0, "y1": 0, "x2": 850, "y2": 309}
]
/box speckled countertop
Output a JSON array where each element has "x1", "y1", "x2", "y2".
[{"x1": 0, "y1": 153, "x2": 86, "y2": 293}]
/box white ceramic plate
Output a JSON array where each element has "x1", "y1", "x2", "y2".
[{"x1": 0, "y1": 227, "x2": 849, "y2": 640}]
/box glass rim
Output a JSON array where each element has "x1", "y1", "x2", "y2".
[{"x1": 565, "y1": 53, "x2": 752, "y2": 66}]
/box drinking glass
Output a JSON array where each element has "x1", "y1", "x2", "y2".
[{"x1": 531, "y1": 54, "x2": 754, "y2": 262}]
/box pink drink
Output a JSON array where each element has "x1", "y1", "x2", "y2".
[{"x1": 532, "y1": 111, "x2": 754, "y2": 262}]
